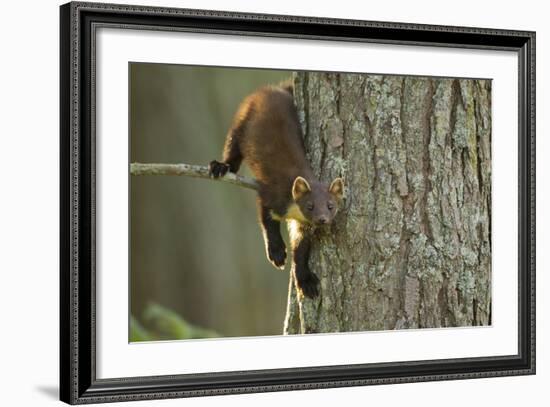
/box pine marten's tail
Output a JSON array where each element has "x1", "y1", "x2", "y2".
[{"x1": 278, "y1": 78, "x2": 294, "y2": 96}]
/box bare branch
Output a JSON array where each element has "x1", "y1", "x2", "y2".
[{"x1": 130, "y1": 163, "x2": 259, "y2": 191}]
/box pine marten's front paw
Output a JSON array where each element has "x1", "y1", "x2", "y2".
[
  {"x1": 297, "y1": 271, "x2": 320, "y2": 299},
  {"x1": 267, "y1": 243, "x2": 287, "y2": 269},
  {"x1": 209, "y1": 160, "x2": 230, "y2": 178}
]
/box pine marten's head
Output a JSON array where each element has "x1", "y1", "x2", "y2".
[{"x1": 291, "y1": 176, "x2": 344, "y2": 226}]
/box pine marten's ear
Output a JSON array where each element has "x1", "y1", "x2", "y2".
[
  {"x1": 292, "y1": 176, "x2": 311, "y2": 200},
  {"x1": 329, "y1": 178, "x2": 344, "y2": 200}
]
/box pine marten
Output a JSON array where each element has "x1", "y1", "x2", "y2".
[{"x1": 209, "y1": 83, "x2": 344, "y2": 298}]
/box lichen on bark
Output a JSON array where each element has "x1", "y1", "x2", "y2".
[{"x1": 284, "y1": 72, "x2": 492, "y2": 334}]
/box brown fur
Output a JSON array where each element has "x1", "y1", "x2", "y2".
[
  {"x1": 235, "y1": 86, "x2": 312, "y2": 214},
  {"x1": 209, "y1": 84, "x2": 344, "y2": 298}
]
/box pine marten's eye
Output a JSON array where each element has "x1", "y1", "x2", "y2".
[
  {"x1": 307, "y1": 203, "x2": 314, "y2": 211},
  {"x1": 328, "y1": 203, "x2": 334, "y2": 211}
]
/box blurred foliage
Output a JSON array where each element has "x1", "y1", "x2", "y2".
[
  {"x1": 130, "y1": 303, "x2": 219, "y2": 342},
  {"x1": 130, "y1": 64, "x2": 292, "y2": 341},
  {"x1": 129, "y1": 315, "x2": 152, "y2": 342}
]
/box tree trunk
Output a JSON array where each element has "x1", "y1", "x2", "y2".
[{"x1": 284, "y1": 72, "x2": 492, "y2": 334}]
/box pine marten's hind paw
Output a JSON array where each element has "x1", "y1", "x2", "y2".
[
  {"x1": 298, "y1": 272, "x2": 320, "y2": 299},
  {"x1": 208, "y1": 160, "x2": 230, "y2": 178}
]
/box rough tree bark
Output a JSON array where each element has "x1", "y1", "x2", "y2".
[{"x1": 284, "y1": 72, "x2": 492, "y2": 334}]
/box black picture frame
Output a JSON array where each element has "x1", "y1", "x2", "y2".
[{"x1": 60, "y1": 1, "x2": 536, "y2": 404}]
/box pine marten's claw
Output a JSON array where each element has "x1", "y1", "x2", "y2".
[{"x1": 208, "y1": 160, "x2": 230, "y2": 178}]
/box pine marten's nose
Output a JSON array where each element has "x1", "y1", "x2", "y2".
[{"x1": 318, "y1": 216, "x2": 328, "y2": 225}]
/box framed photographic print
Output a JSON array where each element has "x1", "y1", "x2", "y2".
[{"x1": 60, "y1": 1, "x2": 536, "y2": 404}]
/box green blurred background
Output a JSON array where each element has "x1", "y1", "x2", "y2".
[{"x1": 130, "y1": 63, "x2": 292, "y2": 341}]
